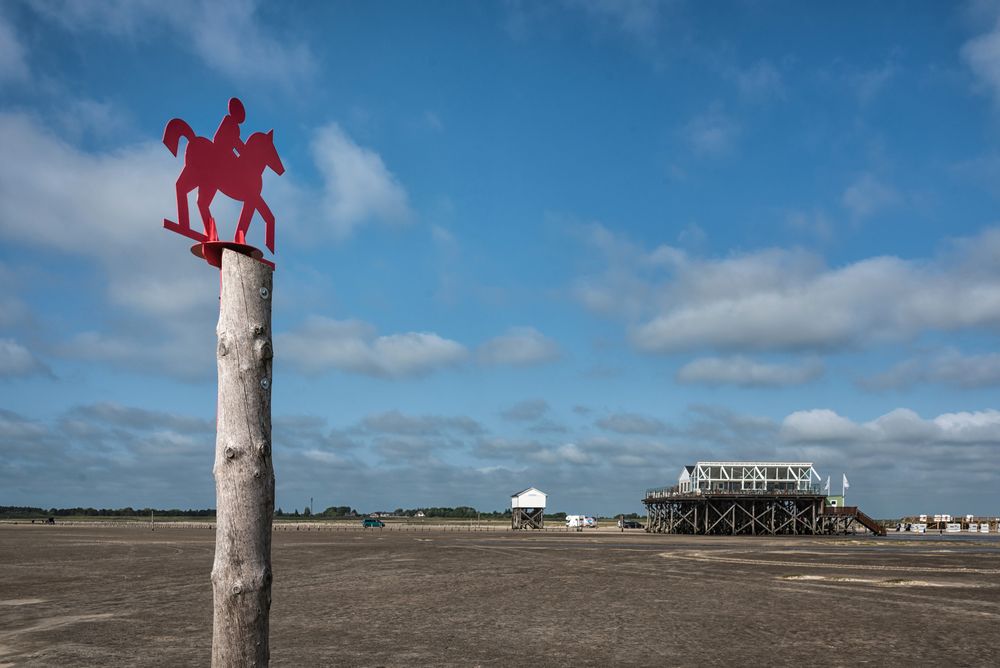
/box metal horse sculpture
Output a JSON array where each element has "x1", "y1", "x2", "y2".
[{"x1": 162, "y1": 98, "x2": 284, "y2": 253}]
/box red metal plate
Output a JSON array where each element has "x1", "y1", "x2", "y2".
[{"x1": 191, "y1": 241, "x2": 274, "y2": 270}]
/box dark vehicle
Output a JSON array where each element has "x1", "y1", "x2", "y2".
[
  {"x1": 362, "y1": 518, "x2": 385, "y2": 528},
  {"x1": 617, "y1": 520, "x2": 643, "y2": 529}
]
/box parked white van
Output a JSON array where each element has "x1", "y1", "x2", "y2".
[{"x1": 565, "y1": 515, "x2": 597, "y2": 528}]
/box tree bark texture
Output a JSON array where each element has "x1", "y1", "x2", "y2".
[{"x1": 212, "y1": 250, "x2": 274, "y2": 667}]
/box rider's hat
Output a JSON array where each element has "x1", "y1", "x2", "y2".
[{"x1": 228, "y1": 97, "x2": 246, "y2": 123}]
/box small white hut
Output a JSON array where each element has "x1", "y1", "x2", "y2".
[{"x1": 511, "y1": 487, "x2": 547, "y2": 530}]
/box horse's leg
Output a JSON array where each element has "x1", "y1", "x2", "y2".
[
  {"x1": 256, "y1": 197, "x2": 275, "y2": 253},
  {"x1": 235, "y1": 201, "x2": 255, "y2": 245},
  {"x1": 197, "y1": 187, "x2": 218, "y2": 241},
  {"x1": 175, "y1": 171, "x2": 195, "y2": 231}
]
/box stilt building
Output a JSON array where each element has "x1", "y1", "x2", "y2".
[
  {"x1": 644, "y1": 462, "x2": 884, "y2": 536},
  {"x1": 511, "y1": 487, "x2": 546, "y2": 530}
]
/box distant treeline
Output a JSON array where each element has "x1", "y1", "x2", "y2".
[
  {"x1": 372, "y1": 509, "x2": 645, "y2": 520},
  {"x1": 0, "y1": 505, "x2": 215, "y2": 518},
  {"x1": 2, "y1": 505, "x2": 647, "y2": 520},
  {"x1": 393, "y1": 506, "x2": 505, "y2": 518},
  {"x1": 275, "y1": 506, "x2": 507, "y2": 519},
  {"x1": 275, "y1": 506, "x2": 359, "y2": 518}
]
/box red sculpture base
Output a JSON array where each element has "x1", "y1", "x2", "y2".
[{"x1": 192, "y1": 241, "x2": 275, "y2": 270}]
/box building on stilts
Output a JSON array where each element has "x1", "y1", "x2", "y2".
[
  {"x1": 644, "y1": 462, "x2": 884, "y2": 536},
  {"x1": 511, "y1": 487, "x2": 546, "y2": 530}
]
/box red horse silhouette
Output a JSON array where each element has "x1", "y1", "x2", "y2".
[{"x1": 163, "y1": 100, "x2": 284, "y2": 253}]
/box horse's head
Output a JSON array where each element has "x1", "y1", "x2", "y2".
[
  {"x1": 246, "y1": 130, "x2": 285, "y2": 176},
  {"x1": 263, "y1": 129, "x2": 284, "y2": 176}
]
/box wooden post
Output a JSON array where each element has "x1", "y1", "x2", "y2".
[{"x1": 212, "y1": 250, "x2": 275, "y2": 667}]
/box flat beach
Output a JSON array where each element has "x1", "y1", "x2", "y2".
[{"x1": 1, "y1": 524, "x2": 998, "y2": 666}]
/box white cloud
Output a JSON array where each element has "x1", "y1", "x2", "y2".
[
  {"x1": 677, "y1": 356, "x2": 824, "y2": 387},
  {"x1": 780, "y1": 408, "x2": 869, "y2": 443},
  {"x1": 190, "y1": 0, "x2": 315, "y2": 84},
  {"x1": 861, "y1": 349, "x2": 1000, "y2": 390},
  {"x1": 277, "y1": 316, "x2": 467, "y2": 378},
  {"x1": 0, "y1": 112, "x2": 216, "y2": 319},
  {"x1": 32, "y1": 0, "x2": 314, "y2": 86},
  {"x1": 0, "y1": 113, "x2": 175, "y2": 257},
  {"x1": 575, "y1": 224, "x2": 1000, "y2": 354},
  {"x1": 683, "y1": 106, "x2": 739, "y2": 156},
  {"x1": 782, "y1": 407, "x2": 1000, "y2": 447},
  {"x1": 312, "y1": 123, "x2": 412, "y2": 239},
  {"x1": 0, "y1": 339, "x2": 51, "y2": 379},
  {"x1": 0, "y1": 12, "x2": 28, "y2": 82},
  {"x1": 962, "y1": 18, "x2": 1000, "y2": 103},
  {"x1": 775, "y1": 406, "x2": 1000, "y2": 510},
  {"x1": 478, "y1": 327, "x2": 561, "y2": 366},
  {"x1": 0, "y1": 112, "x2": 224, "y2": 379},
  {"x1": 842, "y1": 173, "x2": 900, "y2": 219}
]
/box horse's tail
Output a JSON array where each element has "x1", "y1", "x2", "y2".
[{"x1": 163, "y1": 118, "x2": 195, "y2": 157}]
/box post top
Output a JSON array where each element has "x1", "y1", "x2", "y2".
[{"x1": 192, "y1": 241, "x2": 274, "y2": 270}]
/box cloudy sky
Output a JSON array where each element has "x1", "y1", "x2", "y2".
[{"x1": 2, "y1": 1, "x2": 1000, "y2": 518}]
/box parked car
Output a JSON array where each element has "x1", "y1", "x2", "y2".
[
  {"x1": 362, "y1": 518, "x2": 385, "y2": 528},
  {"x1": 617, "y1": 519, "x2": 643, "y2": 529}
]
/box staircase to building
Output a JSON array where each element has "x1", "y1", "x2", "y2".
[{"x1": 823, "y1": 505, "x2": 886, "y2": 536}]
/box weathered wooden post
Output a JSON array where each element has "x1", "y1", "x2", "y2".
[
  {"x1": 159, "y1": 96, "x2": 284, "y2": 667},
  {"x1": 212, "y1": 249, "x2": 275, "y2": 665}
]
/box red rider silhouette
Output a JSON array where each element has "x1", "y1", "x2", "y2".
[
  {"x1": 162, "y1": 95, "x2": 284, "y2": 258},
  {"x1": 213, "y1": 97, "x2": 246, "y2": 159}
]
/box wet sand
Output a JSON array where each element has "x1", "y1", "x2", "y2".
[{"x1": 1, "y1": 524, "x2": 998, "y2": 666}]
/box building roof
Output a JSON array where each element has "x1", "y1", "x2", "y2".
[
  {"x1": 511, "y1": 487, "x2": 546, "y2": 498},
  {"x1": 693, "y1": 461, "x2": 813, "y2": 467}
]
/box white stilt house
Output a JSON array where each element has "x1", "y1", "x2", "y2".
[{"x1": 511, "y1": 487, "x2": 547, "y2": 530}]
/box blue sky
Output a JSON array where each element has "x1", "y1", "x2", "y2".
[{"x1": 2, "y1": 1, "x2": 1000, "y2": 518}]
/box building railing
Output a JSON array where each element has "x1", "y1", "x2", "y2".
[{"x1": 645, "y1": 484, "x2": 824, "y2": 499}]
